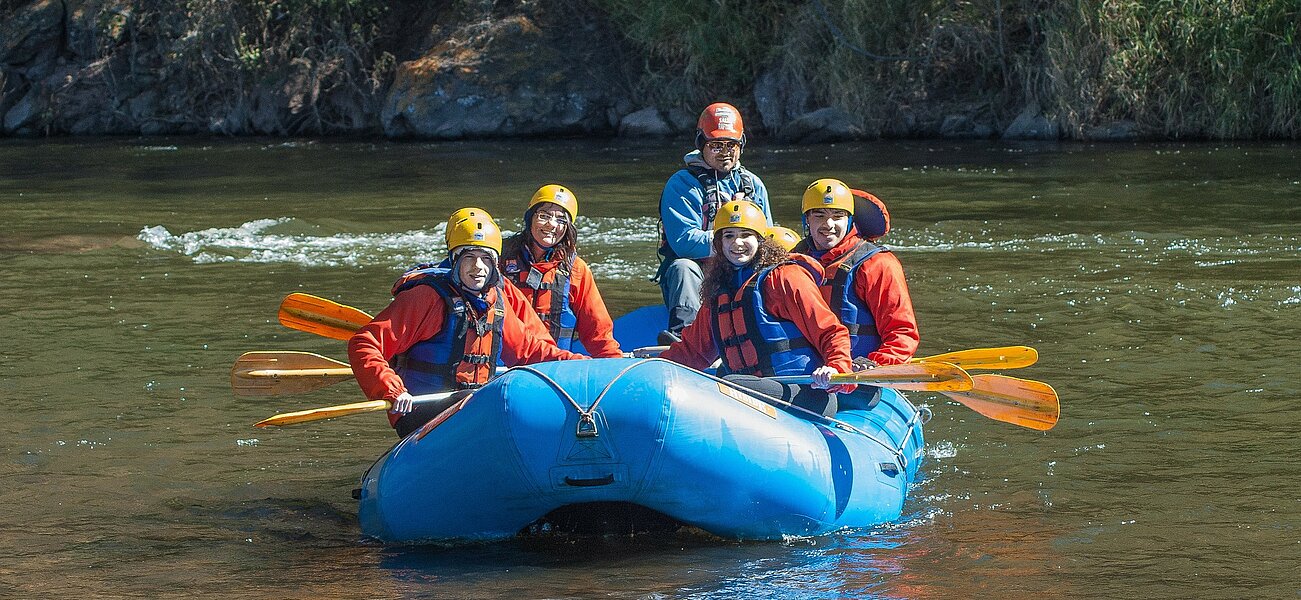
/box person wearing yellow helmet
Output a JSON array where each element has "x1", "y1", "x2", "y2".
[
  {"x1": 654, "y1": 102, "x2": 772, "y2": 345},
  {"x1": 765, "y1": 225, "x2": 802, "y2": 252},
  {"x1": 500, "y1": 184, "x2": 622, "y2": 358},
  {"x1": 792, "y1": 178, "x2": 918, "y2": 368},
  {"x1": 658, "y1": 201, "x2": 857, "y2": 416},
  {"x1": 348, "y1": 207, "x2": 588, "y2": 437}
]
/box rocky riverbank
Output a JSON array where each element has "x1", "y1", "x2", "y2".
[{"x1": 2, "y1": 1, "x2": 1291, "y2": 142}]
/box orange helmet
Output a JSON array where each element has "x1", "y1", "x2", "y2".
[{"x1": 696, "y1": 102, "x2": 745, "y2": 142}]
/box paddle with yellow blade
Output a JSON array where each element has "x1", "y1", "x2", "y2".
[
  {"x1": 777, "y1": 362, "x2": 1059, "y2": 430},
  {"x1": 230, "y1": 346, "x2": 1037, "y2": 397},
  {"x1": 231, "y1": 351, "x2": 517, "y2": 397},
  {"x1": 910, "y1": 346, "x2": 1037, "y2": 370},
  {"x1": 264, "y1": 294, "x2": 1058, "y2": 429},
  {"x1": 278, "y1": 293, "x2": 372, "y2": 341},
  {"x1": 274, "y1": 296, "x2": 1039, "y2": 371},
  {"x1": 942, "y1": 374, "x2": 1059, "y2": 431},
  {"x1": 274, "y1": 296, "x2": 1040, "y2": 374},
  {"x1": 771, "y1": 362, "x2": 974, "y2": 392},
  {"x1": 253, "y1": 390, "x2": 461, "y2": 428},
  {"x1": 255, "y1": 363, "x2": 971, "y2": 429},
  {"x1": 231, "y1": 351, "x2": 354, "y2": 396},
  {"x1": 633, "y1": 344, "x2": 1039, "y2": 370}
]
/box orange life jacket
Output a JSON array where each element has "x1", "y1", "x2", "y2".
[
  {"x1": 502, "y1": 252, "x2": 579, "y2": 350},
  {"x1": 390, "y1": 265, "x2": 505, "y2": 391},
  {"x1": 710, "y1": 262, "x2": 819, "y2": 377}
]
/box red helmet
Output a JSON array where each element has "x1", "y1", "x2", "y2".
[
  {"x1": 696, "y1": 102, "x2": 745, "y2": 141},
  {"x1": 851, "y1": 189, "x2": 891, "y2": 240}
]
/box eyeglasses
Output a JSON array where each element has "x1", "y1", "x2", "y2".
[
  {"x1": 533, "y1": 212, "x2": 570, "y2": 227},
  {"x1": 705, "y1": 140, "x2": 740, "y2": 153}
]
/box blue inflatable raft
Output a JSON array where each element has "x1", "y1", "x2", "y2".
[{"x1": 356, "y1": 357, "x2": 927, "y2": 543}]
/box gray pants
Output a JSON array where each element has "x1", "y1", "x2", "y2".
[{"x1": 657, "y1": 258, "x2": 704, "y2": 334}]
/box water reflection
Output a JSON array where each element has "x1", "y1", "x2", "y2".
[{"x1": 1, "y1": 139, "x2": 1298, "y2": 598}]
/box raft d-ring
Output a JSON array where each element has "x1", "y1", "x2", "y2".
[
  {"x1": 576, "y1": 413, "x2": 599, "y2": 438},
  {"x1": 918, "y1": 405, "x2": 933, "y2": 425}
]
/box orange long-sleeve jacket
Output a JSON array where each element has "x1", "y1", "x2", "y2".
[
  {"x1": 658, "y1": 260, "x2": 856, "y2": 382},
  {"x1": 504, "y1": 244, "x2": 623, "y2": 358},
  {"x1": 348, "y1": 281, "x2": 586, "y2": 425},
  {"x1": 812, "y1": 231, "x2": 919, "y2": 365}
]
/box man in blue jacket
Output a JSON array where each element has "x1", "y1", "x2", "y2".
[{"x1": 654, "y1": 102, "x2": 772, "y2": 344}]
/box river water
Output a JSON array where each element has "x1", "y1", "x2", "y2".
[{"x1": 1, "y1": 138, "x2": 1297, "y2": 599}]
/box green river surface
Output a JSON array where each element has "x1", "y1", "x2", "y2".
[{"x1": 1, "y1": 138, "x2": 1298, "y2": 599}]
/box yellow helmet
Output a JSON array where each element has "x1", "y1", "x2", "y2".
[
  {"x1": 445, "y1": 207, "x2": 502, "y2": 255},
  {"x1": 712, "y1": 200, "x2": 767, "y2": 234},
  {"x1": 766, "y1": 226, "x2": 802, "y2": 251},
  {"x1": 801, "y1": 178, "x2": 854, "y2": 214},
  {"x1": 528, "y1": 184, "x2": 579, "y2": 221}
]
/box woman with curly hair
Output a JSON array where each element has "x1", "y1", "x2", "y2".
[{"x1": 659, "y1": 200, "x2": 856, "y2": 416}]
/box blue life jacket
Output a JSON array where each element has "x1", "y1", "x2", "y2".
[
  {"x1": 389, "y1": 265, "x2": 505, "y2": 392},
  {"x1": 501, "y1": 251, "x2": 579, "y2": 351},
  {"x1": 824, "y1": 240, "x2": 888, "y2": 357},
  {"x1": 657, "y1": 163, "x2": 759, "y2": 261},
  {"x1": 710, "y1": 262, "x2": 820, "y2": 377}
]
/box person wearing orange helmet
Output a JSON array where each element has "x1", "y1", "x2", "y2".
[
  {"x1": 348, "y1": 208, "x2": 588, "y2": 437},
  {"x1": 792, "y1": 179, "x2": 918, "y2": 368},
  {"x1": 659, "y1": 201, "x2": 855, "y2": 416},
  {"x1": 654, "y1": 102, "x2": 772, "y2": 345},
  {"x1": 499, "y1": 184, "x2": 622, "y2": 358}
]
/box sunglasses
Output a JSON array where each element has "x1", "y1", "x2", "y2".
[{"x1": 705, "y1": 140, "x2": 740, "y2": 153}]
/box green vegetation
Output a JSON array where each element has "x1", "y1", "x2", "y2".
[
  {"x1": 590, "y1": 0, "x2": 1301, "y2": 139},
  {"x1": 115, "y1": 0, "x2": 393, "y2": 132}
]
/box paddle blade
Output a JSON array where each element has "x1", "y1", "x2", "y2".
[
  {"x1": 230, "y1": 351, "x2": 354, "y2": 396},
  {"x1": 941, "y1": 374, "x2": 1059, "y2": 431},
  {"x1": 912, "y1": 346, "x2": 1038, "y2": 370},
  {"x1": 278, "y1": 293, "x2": 372, "y2": 341},
  {"x1": 254, "y1": 400, "x2": 390, "y2": 428}
]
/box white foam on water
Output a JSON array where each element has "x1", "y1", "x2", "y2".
[
  {"x1": 139, "y1": 218, "x2": 464, "y2": 268},
  {"x1": 139, "y1": 216, "x2": 663, "y2": 277}
]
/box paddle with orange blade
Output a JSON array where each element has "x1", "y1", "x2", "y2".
[
  {"x1": 278, "y1": 293, "x2": 372, "y2": 341},
  {"x1": 940, "y1": 374, "x2": 1059, "y2": 431}
]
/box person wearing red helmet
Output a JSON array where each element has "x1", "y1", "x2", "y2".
[
  {"x1": 793, "y1": 179, "x2": 919, "y2": 369},
  {"x1": 659, "y1": 201, "x2": 855, "y2": 417},
  {"x1": 654, "y1": 102, "x2": 772, "y2": 345},
  {"x1": 348, "y1": 208, "x2": 589, "y2": 437}
]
